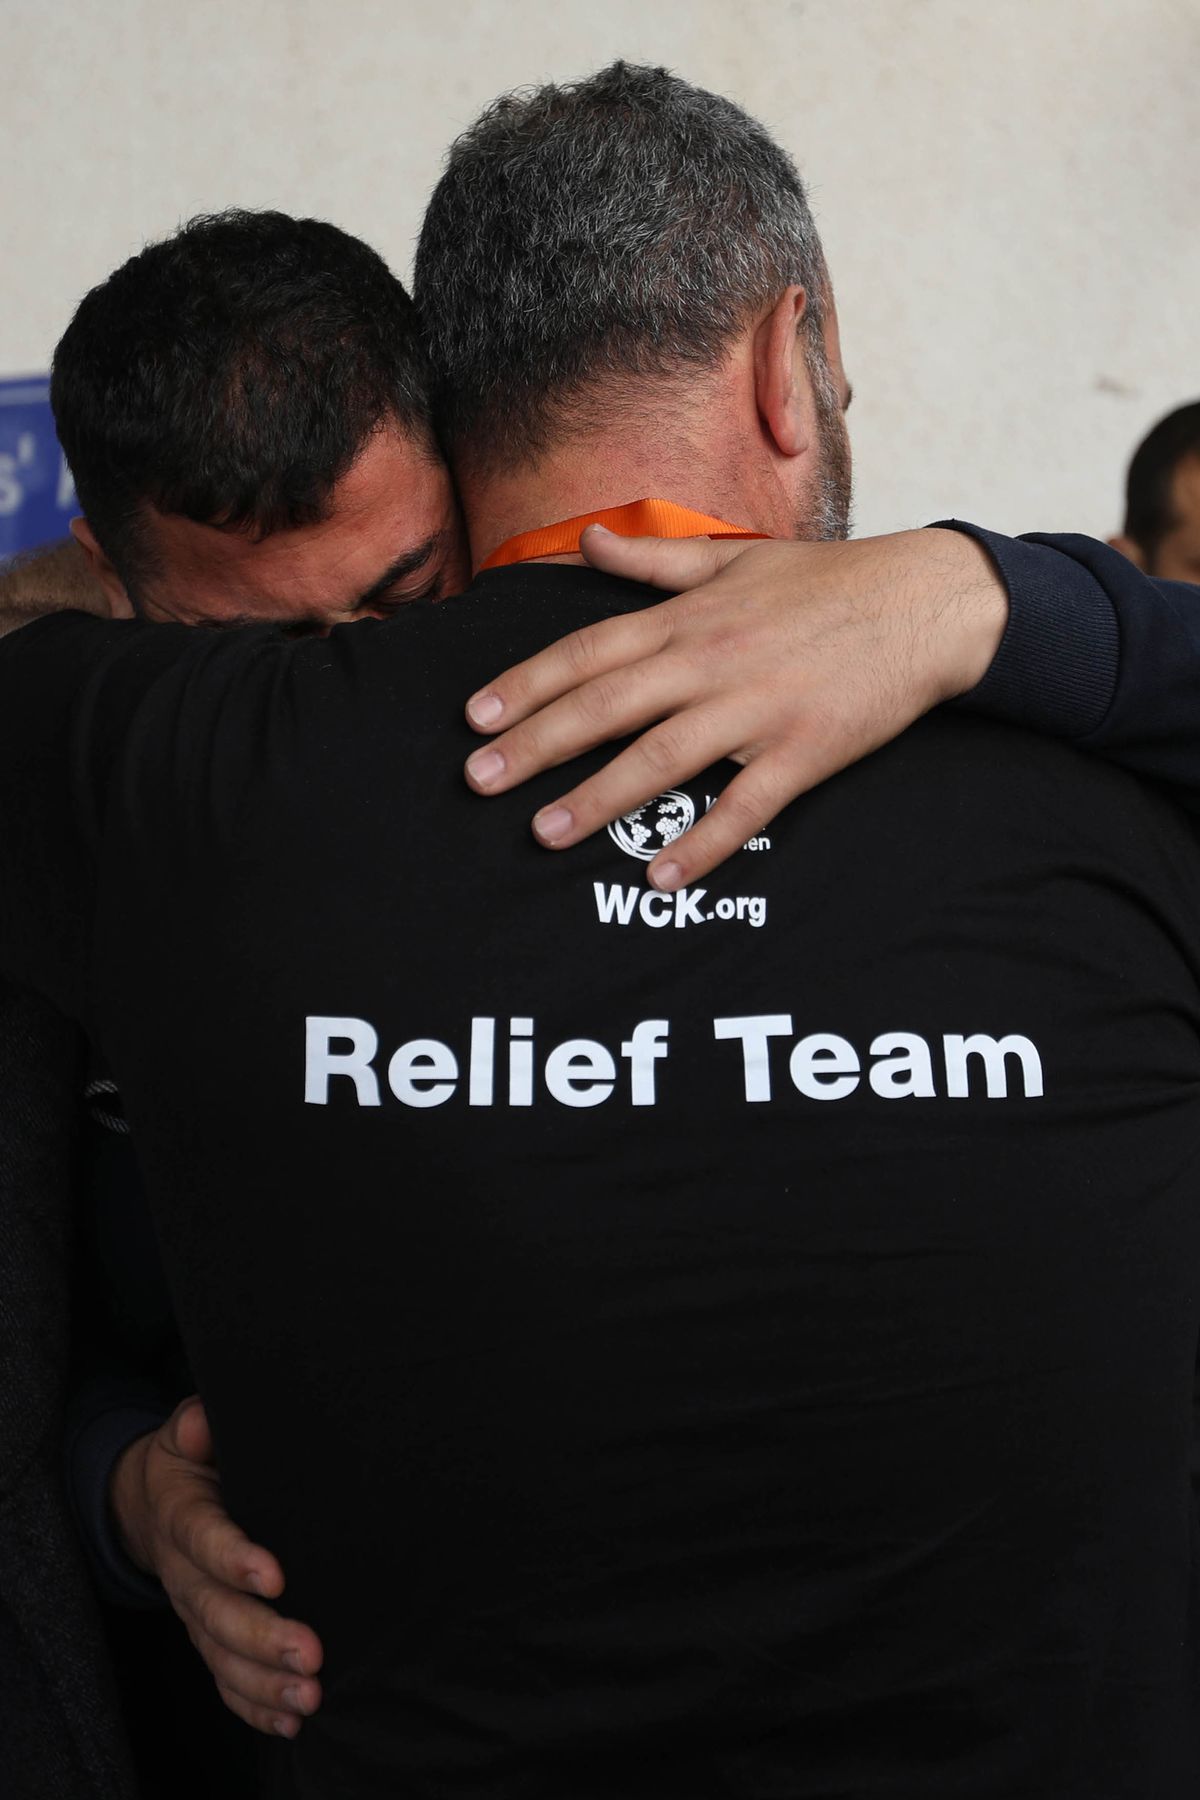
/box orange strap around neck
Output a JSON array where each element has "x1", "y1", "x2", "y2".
[{"x1": 480, "y1": 497, "x2": 768, "y2": 571}]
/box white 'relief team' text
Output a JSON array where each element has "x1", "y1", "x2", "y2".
[{"x1": 303, "y1": 1016, "x2": 1044, "y2": 1108}]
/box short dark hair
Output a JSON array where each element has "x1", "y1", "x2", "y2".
[
  {"x1": 1123, "y1": 400, "x2": 1200, "y2": 561},
  {"x1": 51, "y1": 209, "x2": 433, "y2": 596},
  {"x1": 414, "y1": 62, "x2": 828, "y2": 472}
]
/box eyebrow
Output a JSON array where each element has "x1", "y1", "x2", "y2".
[{"x1": 355, "y1": 531, "x2": 445, "y2": 608}]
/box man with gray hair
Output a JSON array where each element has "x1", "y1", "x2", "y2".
[
  {"x1": 417, "y1": 62, "x2": 852, "y2": 552},
  {"x1": 418, "y1": 63, "x2": 852, "y2": 549},
  {"x1": 1, "y1": 61, "x2": 1200, "y2": 1797}
]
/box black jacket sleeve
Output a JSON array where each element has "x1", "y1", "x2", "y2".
[
  {"x1": 944, "y1": 522, "x2": 1200, "y2": 809},
  {"x1": 65, "y1": 1082, "x2": 191, "y2": 1610}
]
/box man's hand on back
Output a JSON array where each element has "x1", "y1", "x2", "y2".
[
  {"x1": 464, "y1": 527, "x2": 1008, "y2": 889},
  {"x1": 110, "y1": 1396, "x2": 323, "y2": 1739}
]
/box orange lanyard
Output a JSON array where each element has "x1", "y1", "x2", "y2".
[{"x1": 479, "y1": 497, "x2": 768, "y2": 571}]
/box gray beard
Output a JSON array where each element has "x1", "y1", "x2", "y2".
[{"x1": 798, "y1": 340, "x2": 853, "y2": 542}]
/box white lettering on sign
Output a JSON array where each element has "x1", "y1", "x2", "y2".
[{"x1": 0, "y1": 434, "x2": 35, "y2": 518}]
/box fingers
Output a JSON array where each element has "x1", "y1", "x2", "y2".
[
  {"x1": 178, "y1": 1497, "x2": 287, "y2": 1598},
  {"x1": 167, "y1": 1487, "x2": 286, "y2": 1600},
  {"x1": 150, "y1": 1399, "x2": 284, "y2": 1599},
  {"x1": 643, "y1": 752, "x2": 823, "y2": 890},
  {"x1": 527, "y1": 721, "x2": 832, "y2": 890},
  {"x1": 135, "y1": 1399, "x2": 326, "y2": 1732},
  {"x1": 202, "y1": 1639, "x2": 322, "y2": 1738},
  {"x1": 465, "y1": 607, "x2": 674, "y2": 735},
  {"x1": 167, "y1": 1395, "x2": 214, "y2": 1465},
  {"x1": 463, "y1": 534, "x2": 756, "y2": 736},
  {"x1": 167, "y1": 1537, "x2": 319, "y2": 1667},
  {"x1": 175, "y1": 1572, "x2": 324, "y2": 1739},
  {"x1": 457, "y1": 529, "x2": 1004, "y2": 893},
  {"x1": 466, "y1": 653, "x2": 697, "y2": 795},
  {"x1": 518, "y1": 708, "x2": 728, "y2": 851},
  {"x1": 216, "y1": 1680, "x2": 304, "y2": 1740},
  {"x1": 579, "y1": 526, "x2": 745, "y2": 591}
]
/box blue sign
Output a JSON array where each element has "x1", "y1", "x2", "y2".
[{"x1": 0, "y1": 376, "x2": 77, "y2": 559}]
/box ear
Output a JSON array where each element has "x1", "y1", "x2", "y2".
[
  {"x1": 753, "y1": 286, "x2": 810, "y2": 459},
  {"x1": 69, "y1": 517, "x2": 137, "y2": 618},
  {"x1": 1107, "y1": 532, "x2": 1144, "y2": 570}
]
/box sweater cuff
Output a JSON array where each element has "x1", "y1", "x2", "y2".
[
  {"x1": 930, "y1": 520, "x2": 1119, "y2": 739},
  {"x1": 66, "y1": 1403, "x2": 172, "y2": 1610}
]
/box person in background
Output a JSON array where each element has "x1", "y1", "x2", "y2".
[{"x1": 1109, "y1": 399, "x2": 1200, "y2": 584}]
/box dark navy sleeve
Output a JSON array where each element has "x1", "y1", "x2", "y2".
[
  {"x1": 63, "y1": 1378, "x2": 173, "y2": 1610},
  {"x1": 66, "y1": 1077, "x2": 192, "y2": 1609},
  {"x1": 939, "y1": 522, "x2": 1200, "y2": 810}
]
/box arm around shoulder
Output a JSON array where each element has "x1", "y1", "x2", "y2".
[
  {"x1": 0, "y1": 537, "x2": 112, "y2": 639},
  {"x1": 947, "y1": 523, "x2": 1200, "y2": 809}
]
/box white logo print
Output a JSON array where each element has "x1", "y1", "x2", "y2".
[
  {"x1": 608, "y1": 790, "x2": 696, "y2": 862},
  {"x1": 596, "y1": 787, "x2": 768, "y2": 931}
]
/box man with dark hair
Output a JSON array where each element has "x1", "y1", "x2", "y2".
[
  {"x1": 42, "y1": 215, "x2": 464, "y2": 1690},
  {"x1": 0, "y1": 205, "x2": 467, "y2": 1791},
  {"x1": 5, "y1": 61, "x2": 1200, "y2": 1798},
  {"x1": 49, "y1": 209, "x2": 466, "y2": 625},
  {"x1": 1109, "y1": 399, "x2": 1200, "y2": 584}
]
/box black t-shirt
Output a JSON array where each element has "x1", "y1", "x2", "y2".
[{"x1": 2, "y1": 564, "x2": 1200, "y2": 1799}]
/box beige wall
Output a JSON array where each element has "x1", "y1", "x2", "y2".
[{"x1": 5, "y1": 0, "x2": 1198, "y2": 539}]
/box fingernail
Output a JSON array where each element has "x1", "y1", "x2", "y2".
[
  {"x1": 245, "y1": 1570, "x2": 267, "y2": 1596},
  {"x1": 533, "y1": 805, "x2": 573, "y2": 844},
  {"x1": 650, "y1": 860, "x2": 683, "y2": 892},
  {"x1": 466, "y1": 748, "x2": 505, "y2": 787},
  {"x1": 273, "y1": 1715, "x2": 299, "y2": 1738},
  {"x1": 467, "y1": 691, "x2": 504, "y2": 728},
  {"x1": 283, "y1": 1649, "x2": 306, "y2": 1675},
  {"x1": 282, "y1": 1685, "x2": 304, "y2": 1712},
  {"x1": 585, "y1": 523, "x2": 613, "y2": 537}
]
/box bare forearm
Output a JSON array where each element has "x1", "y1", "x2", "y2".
[{"x1": 0, "y1": 539, "x2": 111, "y2": 638}]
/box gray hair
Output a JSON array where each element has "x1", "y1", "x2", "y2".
[{"x1": 414, "y1": 62, "x2": 828, "y2": 471}]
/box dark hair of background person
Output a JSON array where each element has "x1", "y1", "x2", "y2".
[
  {"x1": 1124, "y1": 400, "x2": 1200, "y2": 566},
  {"x1": 50, "y1": 210, "x2": 435, "y2": 603},
  {"x1": 414, "y1": 61, "x2": 830, "y2": 475}
]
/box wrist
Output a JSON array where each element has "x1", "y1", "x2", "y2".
[
  {"x1": 109, "y1": 1431, "x2": 156, "y2": 1575},
  {"x1": 916, "y1": 527, "x2": 1009, "y2": 701}
]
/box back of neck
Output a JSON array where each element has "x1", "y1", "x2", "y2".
[{"x1": 461, "y1": 421, "x2": 779, "y2": 572}]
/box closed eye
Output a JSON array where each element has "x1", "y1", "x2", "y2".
[
  {"x1": 357, "y1": 577, "x2": 438, "y2": 616},
  {"x1": 352, "y1": 532, "x2": 445, "y2": 613}
]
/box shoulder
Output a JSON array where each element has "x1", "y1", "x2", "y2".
[{"x1": 827, "y1": 712, "x2": 1200, "y2": 946}]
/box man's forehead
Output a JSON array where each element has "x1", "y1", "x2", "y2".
[{"x1": 142, "y1": 428, "x2": 452, "y2": 621}]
